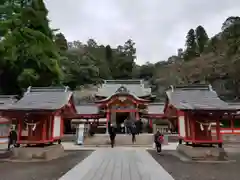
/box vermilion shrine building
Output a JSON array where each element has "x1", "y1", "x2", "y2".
[
  {"x1": 0, "y1": 87, "x2": 76, "y2": 145},
  {"x1": 164, "y1": 85, "x2": 237, "y2": 147},
  {"x1": 0, "y1": 81, "x2": 239, "y2": 147},
  {"x1": 71, "y1": 80, "x2": 167, "y2": 133}
]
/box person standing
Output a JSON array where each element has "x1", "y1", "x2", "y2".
[
  {"x1": 154, "y1": 129, "x2": 164, "y2": 153},
  {"x1": 108, "y1": 123, "x2": 116, "y2": 148},
  {"x1": 8, "y1": 126, "x2": 17, "y2": 150},
  {"x1": 131, "y1": 124, "x2": 137, "y2": 144}
]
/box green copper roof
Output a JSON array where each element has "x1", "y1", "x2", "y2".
[{"x1": 96, "y1": 79, "x2": 152, "y2": 97}]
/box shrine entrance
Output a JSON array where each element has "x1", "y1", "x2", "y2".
[
  {"x1": 116, "y1": 112, "x2": 129, "y2": 125},
  {"x1": 115, "y1": 112, "x2": 130, "y2": 133}
]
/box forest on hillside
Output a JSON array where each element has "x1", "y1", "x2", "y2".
[{"x1": 1, "y1": 1, "x2": 240, "y2": 101}]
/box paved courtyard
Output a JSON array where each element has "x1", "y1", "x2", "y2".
[{"x1": 59, "y1": 147, "x2": 174, "y2": 180}]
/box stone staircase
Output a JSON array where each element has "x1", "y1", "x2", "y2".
[{"x1": 83, "y1": 133, "x2": 154, "y2": 147}]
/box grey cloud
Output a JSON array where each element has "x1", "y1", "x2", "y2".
[{"x1": 45, "y1": 0, "x2": 240, "y2": 64}]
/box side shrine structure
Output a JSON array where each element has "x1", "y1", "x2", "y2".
[
  {"x1": 164, "y1": 85, "x2": 237, "y2": 147},
  {"x1": 0, "y1": 87, "x2": 76, "y2": 145}
]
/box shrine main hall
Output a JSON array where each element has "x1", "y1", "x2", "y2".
[{"x1": 71, "y1": 79, "x2": 166, "y2": 133}]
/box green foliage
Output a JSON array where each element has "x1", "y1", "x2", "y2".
[
  {"x1": 222, "y1": 16, "x2": 240, "y2": 55},
  {"x1": 55, "y1": 33, "x2": 68, "y2": 51},
  {"x1": 0, "y1": 0, "x2": 62, "y2": 94},
  {"x1": 183, "y1": 29, "x2": 198, "y2": 61},
  {"x1": 195, "y1": 25, "x2": 209, "y2": 54},
  {"x1": 222, "y1": 16, "x2": 240, "y2": 31}
]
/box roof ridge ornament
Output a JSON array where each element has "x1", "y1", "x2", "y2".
[{"x1": 116, "y1": 85, "x2": 129, "y2": 93}]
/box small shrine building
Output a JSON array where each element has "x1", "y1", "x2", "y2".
[
  {"x1": 0, "y1": 87, "x2": 76, "y2": 145},
  {"x1": 164, "y1": 84, "x2": 237, "y2": 146}
]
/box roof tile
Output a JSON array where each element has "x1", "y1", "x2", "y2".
[
  {"x1": 167, "y1": 84, "x2": 235, "y2": 110},
  {"x1": 0, "y1": 87, "x2": 72, "y2": 111},
  {"x1": 147, "y1": 103, "x2": 165, "y2": 114},
  {"x1": 76, "y1": 104, "x2": 99, "y2": 114}
]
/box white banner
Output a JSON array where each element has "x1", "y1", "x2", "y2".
[{"x1": 77, "y1": 124, "x2": 84, "y2": 145}]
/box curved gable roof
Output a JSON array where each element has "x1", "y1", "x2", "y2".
[
  {"x1": 95, "y1": 92, "x2": 150, "y2": 104},
  {"x1": 166, "y1": 84, "x2": 235, "y2": 110},
  {"x1": 0, "y1": 87, "x2": 73, "y2": 111}
]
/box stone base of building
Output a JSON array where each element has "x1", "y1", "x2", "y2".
[
  {"x1": 177, "y1": 144, "x2": 228, "y2": 161},
  {"x1": 11, "y1": 144, "x2": 64, "y2": 161}
]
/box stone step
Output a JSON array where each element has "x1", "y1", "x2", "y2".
[{"x1": 84, "y1": 134, "x2": 154, "y2": 146}]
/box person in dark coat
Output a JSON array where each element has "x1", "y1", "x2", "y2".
[
  {"x1": 8, "y1": 127, "x2": 17, "y2": 150},
  {"x1": 108, "y1": 123, "x2": 116, "y2": 148},
  {"x1": 154, "y1": 129, "x2": 163, "y2": 153},
  {"x1": 131, "y1": 124, "x2": 137, "y2": 144},
  {"x1": 135, "y1": 120, "x2": 140, "y2": 135}
]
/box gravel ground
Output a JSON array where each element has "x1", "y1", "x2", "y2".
[
  {"x1": 148, "y1": 150, "x2": 240, "y2": 180},
  {"x1": 0, "y1": 150, "x2": 93, "y2": 180}
]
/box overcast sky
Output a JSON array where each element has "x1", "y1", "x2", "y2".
[{"x1": 44, "y1": 0, "x2": 240, "y2": 65}]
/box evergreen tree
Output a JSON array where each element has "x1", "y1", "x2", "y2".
[
  {"x1": 105, "y1": 45, "x2": 113, "y2": 64},
  {"x1": 195, "y1": 25, "x2": 209, "y2": 54},
  {"x1": 55, "y1": 33, "x2": 68, "y2": 51},
  {"x1": 222, "y1": 16, "x2": 240, "y2": 55},
  {"x1": 184, "y1": 29, "x2": 198, "y2": 61},
  {"x1": 0, "y1": 0, "x2": 62, "y2": 94},
  {"x1": 29, "y1": 0, "x2": 53, "y2": 38}
]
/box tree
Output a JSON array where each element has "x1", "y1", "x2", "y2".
[
  {"x1": 222, "y1": 16, "x2": 240, "y2": 55},
  {"x1": 123, "y1": 39, "x2": 136, "y2": 59},
  {"x1": 105, "y1": 45, "x2": 113, "y2": 74},
  {"x1": 55, "y1": 33, "x2": 68, "y2": 51},
  {"x1": 222, "y1": 16, "x2": 240, "y2": 31},
  {"x1": 63, "y1": 51, "x2": 99, "y2": 89},
  {"x1": 0, "y1": 0, "x2": 62, "y2": 94},
  {"x1": 105, "y1": 45, "x2": 112, "y2": 63},
  {"x1": 138, "y1": 62, "x2": 155, "y2": 80},
  {"x1": 26, "y1": 0, "x2": 53, "y2": 38},
  {"x1": 195, "y1": 25, "x2": 209, "y2": 54},
  {"x1": 183, "y1": 29, "x2": 198, "y2": 61},
  {"x1": 87, "y1": 39, "x2": 98, "y2": 48}
]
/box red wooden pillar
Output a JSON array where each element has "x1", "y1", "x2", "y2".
[
  {"x1": 149, "y1": 119, "x2": 152, "y2": 128},
  {"x1": 42, "y1": 119, "x2": 46, "y2": 141},
  {"x1": 190, "y1": 114, "x2": 196, "y2": 142},
  {"x1": 216, "y1": 116, "x2": 221, "y2": 141},
  {"x1": 106, "y1": 108, "x2": 110, "y2": 133},
  {"x1": 231, "y1": 115, "x2": 234, "y2": 134},
  {"x1": 61, "y1": 116, "x2": 64, "y2": 137},
  {"x1": 17, "y1": 119, "x2": 21, "y2": 142},
  {"x1": 135, "y1": 103, "x2": 139, "y2": 120}
]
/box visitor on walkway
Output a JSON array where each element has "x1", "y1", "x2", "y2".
[
  {"x1": 131, "y1": 124, "x2": 137, "y2": 144},
  {"x1": 8, "y1": 126, "x2": 17, "y2": 151},
  {"x1": 154, "y1": 129, "x2": 164, "y2": 153},
  {"x1": 124, "y1": 118, "x2": 131, "y2": 134},
  {"x1": 108, "y1": 123, "x2": 116, "y2": 148},
  {"x1": 135, "y1": 120, "x2": 140, "y2": 135}
]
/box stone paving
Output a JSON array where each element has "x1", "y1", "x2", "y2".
[{"x1": 59, "y1": 147, "x2": 174, "y2": 180}]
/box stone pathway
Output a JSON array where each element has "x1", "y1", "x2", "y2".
[{"x1": 59, "y1": 147, "x2": 174, "y2": 180}]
